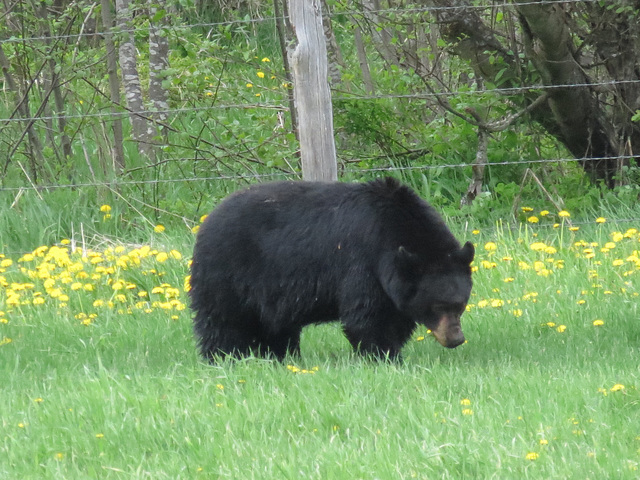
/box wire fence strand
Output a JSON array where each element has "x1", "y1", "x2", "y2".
[
  {"x1": 0, "y1": 155, "x2": 635, "y2": 193},
  {"x1": 2, "y1": 79, "x2": 640, "y2": 126}
]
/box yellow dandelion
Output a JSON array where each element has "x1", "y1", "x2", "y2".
[
  {"x1": 154, "y1": 225, "x2": 165, "y2": 233},
  {"x1": 592, "y1": 319, "x2": 604, "y2": 327},
  {"x1": 246, "y1": 83, "x2": 253, "y2": 88},
  {"x1": 261, "y1": 57, "x2": 270, "y2": 62},
  {"x1": 612, "y1": 259, "x2": 624, "y2": 266},
  {"x1": 521, "y1": 207, "x2": 534, "y2": 212},
  {"x1": 610, "y1": 384, "x2": 625, "y2": 392},
  {"x1": 100, "y1": 205, "x2": 112, "y2": 213},
  {"x1": 539, "y1": 439, "x2": 549, "y2": 445},
  {"x1": 595, "y1": 217, "x2": 606, "y2": 224},
  {"x1": 540, "y1": 210, "x2": 550, "y2": 216},
  {"x1": 462, "y1": 408, "x2": 474, "y2": 416},
  {"x1": 460, "y1": 398, "x2": 471, "y2": 406},
  {"x1": 525, "y1": 452, "x2": 539, "y2": 460},
  {"x1": 257, "y1": 71, "x2": 265, "y2": 78},
  {"x1": 527, "y1": 216, "x2": 539, "y2": 224},
  {"x1": 530, "y1": 242, "x2": 547, "y2": 251},
  {"x1": 558, "y1": 210, "x2": 571, "y2": 218},
  {"x1": 484, "y1": 242, "x2": 497, "y2": 252},
  {"x1": 556, "y1": 325, "x2": 567, "y2": 333}
]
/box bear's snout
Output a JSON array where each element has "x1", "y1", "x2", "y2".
[{"x1": 431, "y1": 315, "x2": 465, "y2": 348}]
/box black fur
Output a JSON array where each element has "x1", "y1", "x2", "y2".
[{"x1": 189, "y1": 177, "x2": 474, "y2": 361}]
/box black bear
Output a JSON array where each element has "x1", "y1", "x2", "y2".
[{"x1": 189, "y1": 177, "x2": 474, "y2": 361}]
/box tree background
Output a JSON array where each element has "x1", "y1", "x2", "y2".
[{"x1": 1, "y1": 0, "x2": 639, "y2": 230}]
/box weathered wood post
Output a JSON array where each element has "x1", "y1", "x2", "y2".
[{"x1": 286, "y1": 0, "x2": 338, "y2": 181}]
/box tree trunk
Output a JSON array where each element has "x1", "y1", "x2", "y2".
[
  {"x1": 422, "y1": 0, "x2": 625, "y2": 187},
  {"x1": 148, "y1": 0, "x2": 170, "y2": 141},
  {"x1": 274, "y1": 0, "x2": 298, "y2": 140},
  {"x1": 286, "y1": 0, "x2": 338, "y2": 182},
  {"x1": 100, "y1": 0, "x2": 126, "y2": 173},
  {"x1": 115, "y1": 0, "x2": 156, "y2": 161},
  {"x1": 352, "y1": 22, "x2": 374, "y2": 93},
  {"x1": 0, "y1": 45, "x2": 45, "y2": 180},
  {"x1": 515, "y1": 1, "x2": 619, "y2": 187},
  {"x1": 320, "y1": 0, "x2": 346, "y2": 88}
]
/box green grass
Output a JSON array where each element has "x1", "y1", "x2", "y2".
[{"x1": 1, "y1": 200, "x2": 639, "y2": 478}]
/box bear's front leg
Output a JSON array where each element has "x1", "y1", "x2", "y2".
[{"x1": 342, "y1": 314, "x2": 415, "y2": 361}]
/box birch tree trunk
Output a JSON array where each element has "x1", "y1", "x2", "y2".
[
  {"x1": 148, "y1": 0, "x2": 170, "y2": 141},
  {"x1": 115, "y1": 0, "x2": 156, "y2": 161},
  {"x1": 286, "y1": 0, "x2": 337, "y2": 182},
  {"x1": 100, "y1": 0, "x2": 126, "y2": 172}
]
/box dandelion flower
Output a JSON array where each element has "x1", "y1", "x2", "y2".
[
  {"x1": 522, "y1": 207, "x2": 533, "y2": 213},
  {"x1": 257, "y1": 71, "x2": 265, "y2": 78},
  {"x1": 462, "y1": 408, "x2": 473, "y2": 416},
  {"x1": 596, "y1": 217, "x2": 606, "y2": 224},
  {"x1": 484, "y1": 242, "x2": 497, "y2": 252},
  {"x1": 246, "y1": 83, "x2": 253, "y2": 88},
  {"x1": 610, "y1": 384, "x2": 625, "y2": 392},
  {"x1": 558, "y1": 210, "x2": 571, "y2": 218},
  {"x1": 540, "y1": 210, "x2": 549, "y2": 216},
  {"x1": 593, "y1": 319, "x2": 604, "y2": 327},
  {"x1": 525, "y1": 452, "x2": 539, "y2": 460},
  {"x1": 100, "y1": 205, "x2": 112, "y2": 213},
  {"x1": 539, "y1": 439, "x2": 549, "y2": 445},
  {"x1": 530, "y1": 242, "x2": 547, "y2": 251},
  {"x1": 556, "y1": 325, "x2": 567, "y2": 333},
  {"x1": 261, "y1": 57, "x2": 270, "y2": 62},
  {"x1": 527, "y1": 216, "x2": 539, "y2": 224},
  {"x1": 154, "y1": 225, "x2": 165, "y2": 233},
  {"x1": 460, "y1": 398, "x2": 471, "y2": 406}
]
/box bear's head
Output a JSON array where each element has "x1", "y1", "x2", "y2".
[{"x1": 382, "y1": 241, "x2": 475, "y2": 348}]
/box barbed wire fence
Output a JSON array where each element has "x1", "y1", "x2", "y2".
[{"x1": 1, "y1": 0, "x2": 639, "y2": 239}]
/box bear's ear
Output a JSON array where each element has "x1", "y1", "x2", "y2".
[
  {"x1": 456, "y1": 241, "x2": 475, "y2": 265},
  {"x1": 395, "y1": 246, "x2": 421, "y2": 278}
]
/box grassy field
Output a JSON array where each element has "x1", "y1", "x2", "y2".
[{"x1": 1, "y1": 199, "x2": 639, "y2": 479}]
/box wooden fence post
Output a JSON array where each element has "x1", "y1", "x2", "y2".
[{"x1": 286, "y1": 0, "x2": 338, "y2": 181}]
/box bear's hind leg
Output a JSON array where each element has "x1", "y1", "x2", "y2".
[
  {"x1": 194, "y1": 311, "x2": 259, "y2": 361},
  {"x1": 259, "y1": 327, "x2": 302, "y2": 361}
]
